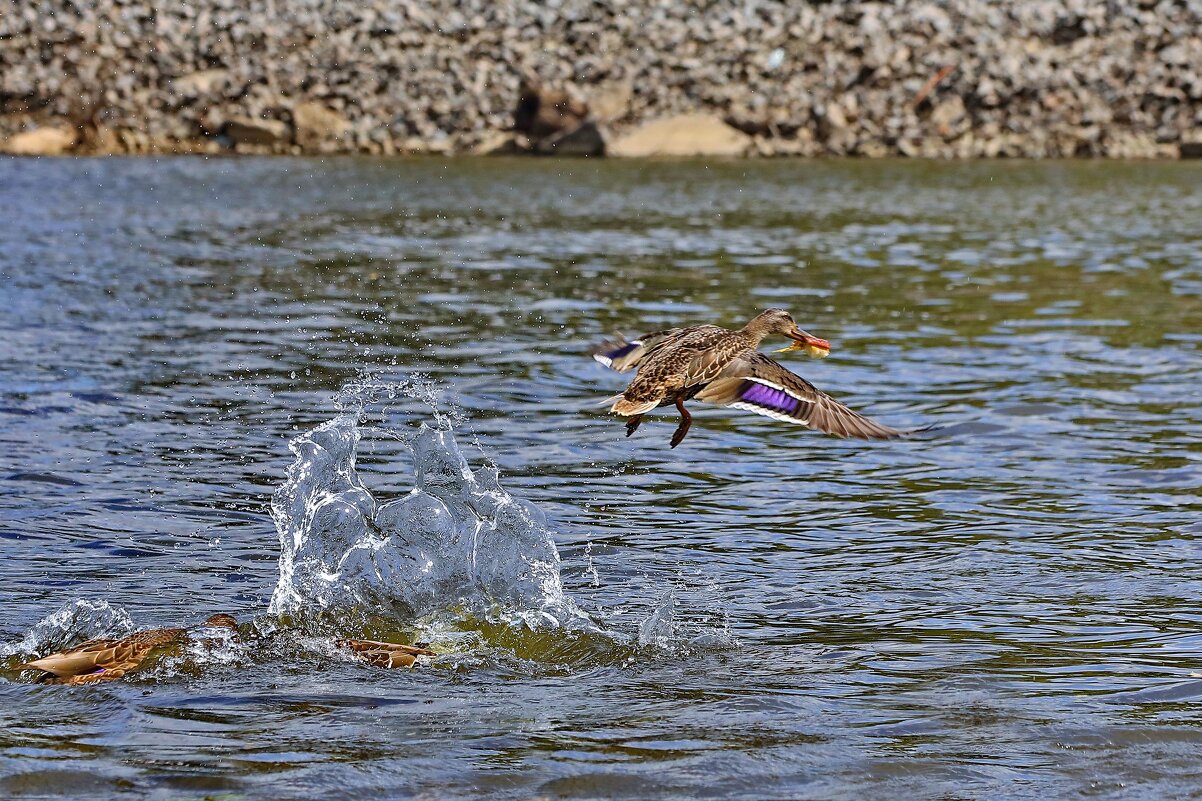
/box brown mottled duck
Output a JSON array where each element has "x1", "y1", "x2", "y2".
[
  {"x1": 592, "y1": 308, "x2": 914, "y2": 448},
  {"x1": 18, "y1": 613, "x2": 239, "y2": 685}
]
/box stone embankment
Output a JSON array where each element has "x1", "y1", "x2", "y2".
[{"x1": 2, "y1": 1, "x2": 1200, "y2": 158}]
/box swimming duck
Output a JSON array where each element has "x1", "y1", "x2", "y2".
[
  {"x1": 592, "y1": 308, "x2": 911, "y2": 448},
  {"x1": 337, "y1": 638, "x2": 437, "y2": 669},
  {"x1": 18, "y1": 613, "x2": 239, "y2": 685}
]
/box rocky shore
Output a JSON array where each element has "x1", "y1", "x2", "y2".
[{"x1": 2, "y1": 0, "x2": 1201, "y2": 158}]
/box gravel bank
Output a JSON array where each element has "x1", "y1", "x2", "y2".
[{"x1": 2, "y1": 0, "x2": 1200, "y2": 157}]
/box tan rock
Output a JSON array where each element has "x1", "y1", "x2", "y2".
[
  {"x1": 857, "y1": 140, "x2": 890, "y2": 158},
  {"x1": 473, "y1": 130, "x2": 525, "y2": 156},
  {"x1": 83, "y1": 126, "x2": 123, "y2": 155},
  {"x1": 823, "y1": 103, "x2": 848, "y2": 132},
  {"x1": 588, "y1": 81, "x2": 632, "y2": 124},
  {"x1": 761, "y1": 137, "x2": 820, "y2": 158},
  {"x1": 398, "y1": 137, "x2": 428, "y2": 154},
  {"x1": 199, "y1": 108, "x2": 228, "y2": 136},
  {"x1": 224, "y1": 117, "x2": 291, "y2": 146},
  {"x1": 609, "y1": 114, "x2": 751, "y2": 158},
  {"x1": 930, "y1": 95, "x2": 967, "y2": 137},
  {"x1": 3, "y1": 126, "x2": 77, "y2": 156},
  {"x1": 119, "y1": 129, "x2": 148, "y2": 153},
  {"x1": 292, "y1": 102, "x2": 350, "y2": 150},
  {"x1": 173, "y1": 69, "x2": 229, "y2": 95}
]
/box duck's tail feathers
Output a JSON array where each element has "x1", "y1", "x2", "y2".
[{"x1": 609, "y1": 396, "x2": 660, "y2": 416}]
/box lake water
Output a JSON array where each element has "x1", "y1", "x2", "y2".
[{"x1": 1, "y1": 157, "x2": 1200, "y2": 800}]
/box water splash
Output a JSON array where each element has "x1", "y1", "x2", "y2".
[
  {"x1": 4, "y1": 378, "x2": 731, "y2": 679},
  {"x1": 638, "y1": 592, "x2": 678, "y2": 650},
  {"x1": 268, "y1": 377, "x2": 589, "y2": 632},
  {"x1": 1, "y1": 600, "x2": 134, "y2": 659}
]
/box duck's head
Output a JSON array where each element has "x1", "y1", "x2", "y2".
[
  {"x1": 745, "y1": 308, "x2": 831, "y2": 358},
  {"x1": 201, "y1": 613, "x2": 239, "y2": 631}
]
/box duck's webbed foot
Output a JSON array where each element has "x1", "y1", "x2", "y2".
[
  {"x1": 625, "y1": 414, "x2": 644, "y2": 438},
  {"x1": 669, "y1": 397, "x2": 693, "y2": 448}
]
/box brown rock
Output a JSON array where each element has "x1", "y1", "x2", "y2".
[
  {"x1": 1181, "y1": 141, "x2": 1202, "y2": 159},
  {"x1": 857, "y1": 140, "x2": 890, "y2": 158},
  {"x1": 2, "y1": 126, "x2": 77, "y2": 156},
  {"x1": 292, "y1": 102, "x2": 350, "y2": 150},
  {"x1": 224, "y1": 117, "x2": 291, "y2": 146},
  {"x1": 609, "y1": 114, "x2": 751, "y2": 157},
  {"x1": 536, "y1": 121, "x2": 606, "y2": 156},
  {"x1": 514, "y1": 78, "x2": 588, "y2": 140},
  {"x1": 83, "y1": 126, "x2": 123, "y2": 155}
]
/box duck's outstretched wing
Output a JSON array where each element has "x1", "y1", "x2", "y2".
[
  {"x1": 694, "y1": 352, "x2": 909, "y2": 440},
  {"x1": 590, "y1": 329, "x2": 683, "y2": 373}
]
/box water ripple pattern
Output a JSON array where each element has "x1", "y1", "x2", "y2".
[{"x1": 1, "y1": 157, "x2": 1201, "y2": 800}]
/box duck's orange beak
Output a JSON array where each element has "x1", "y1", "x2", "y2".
[{"x1": 775, "y1": 328, "x2": 831, "y2": 358}]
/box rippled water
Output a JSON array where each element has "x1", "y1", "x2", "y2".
[{"x1": 1, "y1": 157, "x2": 1201, "y2": 800}]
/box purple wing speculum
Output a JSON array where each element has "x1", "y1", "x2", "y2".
[{"x1": 738, "y1": 380, "x2": 811, "y2": 420}]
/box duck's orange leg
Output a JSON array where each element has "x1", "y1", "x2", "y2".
[{"x1": 669, "y1": 397, "x2": 692, "y2": 448}]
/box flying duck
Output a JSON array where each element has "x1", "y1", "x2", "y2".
[{"x1": 592, "y1": 308, "x2": 913, "y2": 448}]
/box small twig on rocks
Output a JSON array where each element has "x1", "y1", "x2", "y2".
[{"x1": 911, "y1": 63, "x2": 957, "y2": 109}]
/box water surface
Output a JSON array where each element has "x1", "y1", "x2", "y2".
[{"x1": 1, "y1": 157, "x2": 1201, "y2": 800}]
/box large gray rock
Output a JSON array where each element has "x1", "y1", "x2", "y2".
[{"x1": 610, "y1": 114, "x2": 751, "y2": 157}]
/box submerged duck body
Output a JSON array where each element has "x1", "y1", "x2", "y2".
[
  {"x1": 592, "y1": 308, "x2": 911, "y2": 448},
  {"x1": 17, "y1": 616, "x2": 439, "y2": 684},
  {"x1": 338, "y1": 638, "x2": 437, "y2": 669},
  {"x1": 18, "y1": 613, "x2": 238, "y2": 685}
]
